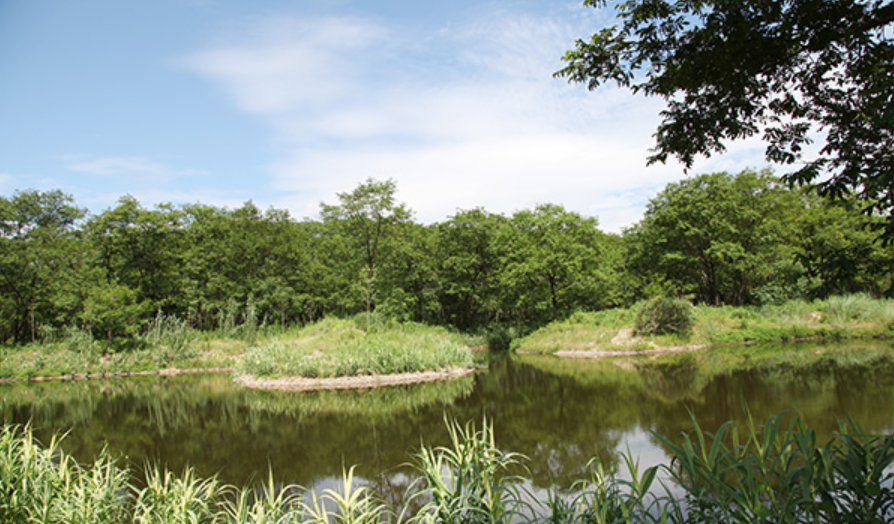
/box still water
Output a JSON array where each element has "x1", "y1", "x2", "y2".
[{"x1": 2, "y1": 341, "x2": 894, "y2": 499}]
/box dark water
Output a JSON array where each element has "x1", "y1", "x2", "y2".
[{"x1": 3, "y1": 341, "x2": 894, "y2": 499}]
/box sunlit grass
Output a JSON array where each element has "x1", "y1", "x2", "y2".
[
  {"x1": 513, "y1": 295, "x2": 894, "y2": 354},
  {"x1": 236, "y1": 318, "x2": 474, "y2": 378}
]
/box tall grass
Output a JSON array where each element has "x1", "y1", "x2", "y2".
[
  {"x1": 2, "y1": 411, "x2": 893, "y2": 523},
  {"x1": 413, "y1": 418, "x2": 526, "y2": 523},
  {"x1": 237, "y1": 318, "x2": 474, "y2": 379}
]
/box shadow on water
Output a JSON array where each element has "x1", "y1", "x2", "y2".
[{"x1": 2, "y1": 340, "x2": 894, "y2": 498}]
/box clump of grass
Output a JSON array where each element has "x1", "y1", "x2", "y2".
[
  {"x1": 414, "y1": 418, "x2": 527, "y2": 524},
  {"x1": 141, "y1": 312, "x2": 198, "y2": 363},
  {"x1": 0, "y1": 424, "x2": 129, "y2": 524},
  {"x1": 301, "y1": 467, "x2": 392, "y2": 524},
  {"x1": 655, "y1": 409, "x2": 894, "y2": 523},
  {"x1": 544, "y1": 452, "x2": 664, "y2": 524},
  {"x1": 63, "y1": 325, "x2": 101, "y2": 354},
  {"x1": 237, "y1": 318, "x2": 474, "y2": 379},
  {"x1": 821, "y1": 294, "x2": 894, "y2": 325},
  {"x1": 133, "y1": 466, "x2": 223, "y2": 524}
]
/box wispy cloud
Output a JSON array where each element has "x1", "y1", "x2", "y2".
[
  {"x1": 62, "y1": 156, "x2": 225, "y2": 211},
  {"x1": 182, "y1": 16, "x2": 388, "y2": 115},
  {"x1": 181, "y1": 5, "x2": 763, "y2": 231},
  {"x1": 67, "y1": 156, "x2": 208, "y2": 180}
]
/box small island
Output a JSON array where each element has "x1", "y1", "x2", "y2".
[{"x1": 233, "y1": 317, "x2": 477, "y2": 390}]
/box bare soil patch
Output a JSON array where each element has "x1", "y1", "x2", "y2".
[{"x1": 554, "y1": 345, "x2": 706, "y2": 359}]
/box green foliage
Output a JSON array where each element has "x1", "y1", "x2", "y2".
[
  {"x1": 558, "y1": 0, "x2": 894, "y2": 236},
  {"x1": 83, "y1": 282, "x2": 150, "y2": 344},
  {"x1": 436, "y1": 208, "x2": 505, "y2": 330},
  {"x1": 627, "y1": 170, "x2": 802, "y2": 306},
  {"x1": 635, "y1": 297, "x2": 695, "y2": 336},
  {"x1": 413, "y1": 418, "x2": 526, "y2": 524},
  {"x1": 655, "y1": 410, "x2": 894, "y2": 523},
  {"x1": 0, "y1": 189, "x2": 86, "y2": 344},
  {"x1": 496, "y1": 204, "x2": 608, "y2": 325},
  {"x1": 1, "y1": 177, "x2": 891, "y2": 348}
]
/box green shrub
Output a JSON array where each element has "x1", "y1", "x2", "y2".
[{"x1": 635, "y1": 297, "x2": 695, "y2": 336}]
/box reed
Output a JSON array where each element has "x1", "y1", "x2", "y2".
[{"x1": 413, "y1": 418, "x2": 527, "y2": 524}]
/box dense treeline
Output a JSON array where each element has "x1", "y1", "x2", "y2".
[{"x1": 1, "y1": 170, "x2": 891, "y2": 345}]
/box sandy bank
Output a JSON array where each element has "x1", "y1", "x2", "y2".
[
  {"x1": 552, "y1": 345, "x2": 706, "y2": 358},
  {"x1": 235, "y1": 367, "x2": 477, "y2": 391}
]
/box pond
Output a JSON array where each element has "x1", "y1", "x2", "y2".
[{"x1": 2, "y1": 340, "x2": 894, "y2": 504}]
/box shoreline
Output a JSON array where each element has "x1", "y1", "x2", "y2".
[
  {"x1": 551, "y1": 344, "x2": 707, "y2": 358},
  {"x1": 0, "y1": 366, "x2": 479, "y2": 391},
  {"x1": 0, "y1": 367, "x2": 235, "y2": 384},
  {"x1": 235, "y1": 367, "x2": 477, "y2": 391}
]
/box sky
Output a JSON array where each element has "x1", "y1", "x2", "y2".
[{"x1": 0, "y1": 0, "x2": 769, "y2": 233}]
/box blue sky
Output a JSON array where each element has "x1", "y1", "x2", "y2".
[{"x1": 0, "y1": 0, "x2": 767, "y2": 232}]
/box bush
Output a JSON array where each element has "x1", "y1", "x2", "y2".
[{"x1": 635, "y1": 296, "x2": 695, "y2": 336}]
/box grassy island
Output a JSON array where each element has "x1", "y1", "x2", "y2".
[
  {"x1": 512, "y1": 295, "x2": 894, "y2": 355},
  {"x1": 235, "y1": 317, "x2": 475, "y2": 385},
  {"x1": 0, "y1": 315, "x2": 475, "y2": 385}
]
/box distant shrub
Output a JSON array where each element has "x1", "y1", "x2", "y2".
[{"x1": 635, "y1": 297, "x2": 695, "y2": 336}]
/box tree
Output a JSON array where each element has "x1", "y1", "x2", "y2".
[
  {"x1": 436, "y1": 208, "x2": 506, "y2": 329},
  {"x1": 496, "y1": 204, "x2": 606, "y2": 323},
  {"x1": 628, "y1": 170, "x2": 800, "y2": 305},
  {"x1": 0, "y1": 190, "x2": 86, "y2": 343},
  {"x1": 558, "y1": 0, "x2": 894, "y2": 232},
  {"x1": 319, "y1": 178, "x2": 413, "y2": 319},
  {"x1": 794, "y1": 190, "x2": 894, "y2": 298},
  {"x1": 87, "y1": 196, "x2": 186, "y2": 313},
  {"x1": 181, "y1": 202, "x2": 315, "y2": 328}
]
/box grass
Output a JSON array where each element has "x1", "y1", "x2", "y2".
[
  {"x1": 236, "y1": 317, "x2": 475, "y2": 379},
  {"x1": 512, "y1": 295, "x2": 894, "y2": 354},
  {"x1": 3, "y1": 411, "x2": 892, "y2": 523},
  {"x1": 1, "y1": 315, "x2": 477, "y2": 382},
  {"x1": 0, "y1": 317, "x2": 253, "y2": 381}
]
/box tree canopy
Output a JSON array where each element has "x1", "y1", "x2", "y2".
[
  {"x1": 558, "y1": 0, "x2": 894, "y2": 232},
  {"x1": 0, "y1": 175, "x2": 891, "y2": 346}
]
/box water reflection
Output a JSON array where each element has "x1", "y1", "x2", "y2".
[{"x1": 2, "y1": 341, "x2": 893, "y2": 498}]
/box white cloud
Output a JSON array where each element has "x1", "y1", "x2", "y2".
[
  {"x1": 182, "y1": 5, "x2": 769, "y2": 232},
  {"x1": 182, "y1": 16, "x2": 388, "y2": 115},
  {"x1": 66, "y1": 156, "x2": 208, "y2": 181}
]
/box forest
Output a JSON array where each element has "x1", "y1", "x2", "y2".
[{"x1": 1, "y1": 169, "x2": 892, "y2": 346}]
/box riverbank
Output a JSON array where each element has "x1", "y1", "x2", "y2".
[{"x1": 513, "y1": 295, "x2": 894, "y2": 356}]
